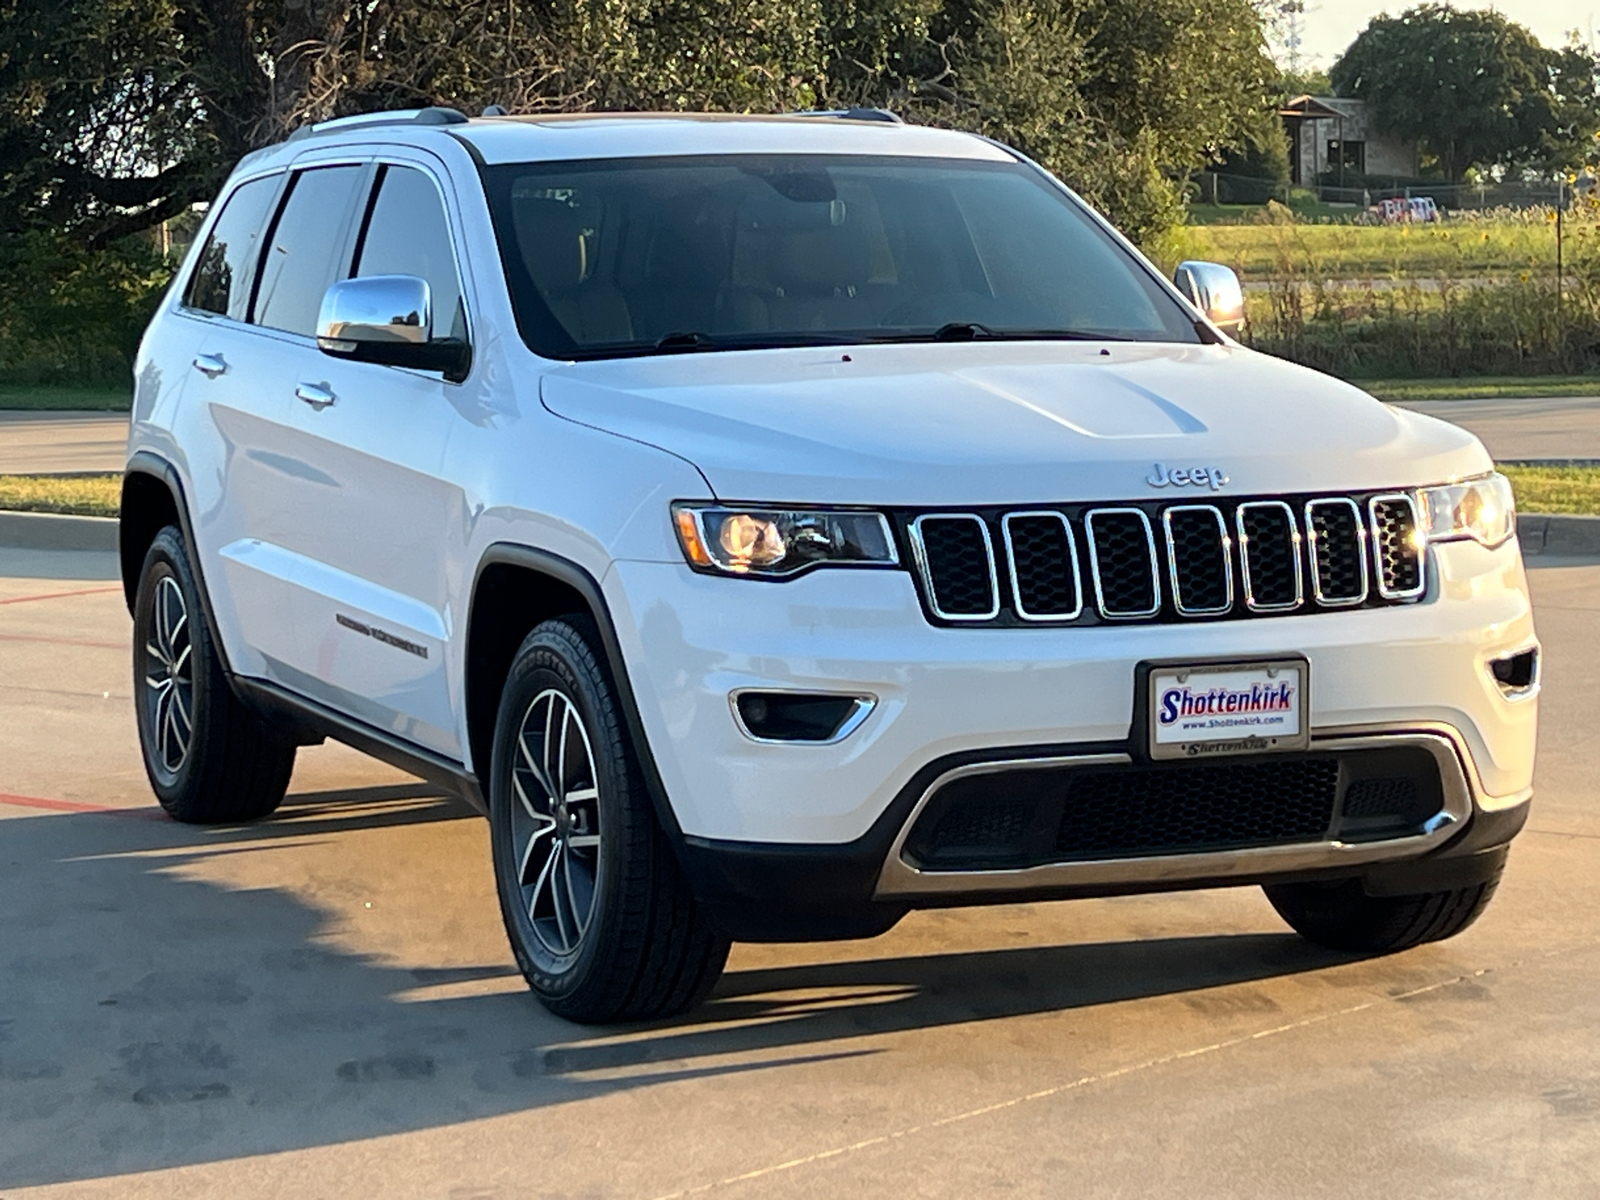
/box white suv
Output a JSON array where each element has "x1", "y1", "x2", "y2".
[{"x1": 123, "y1": 108, "x2": 1539, "y2": 1023}]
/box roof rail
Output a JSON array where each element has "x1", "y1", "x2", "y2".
[
  {"x1": 787, "y1": 108, "x2": 904, "y2": 124},
  {"x1": 285, "y1": 106, "x2": 470, "y2": 143}
]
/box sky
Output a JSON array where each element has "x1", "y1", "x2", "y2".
[{"x1": 1288, "y1": 1, "x2": 1595, "y2": 70}]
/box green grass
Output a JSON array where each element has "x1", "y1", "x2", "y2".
[
  {"x1": 0, "y1": 474, "x2": 120, "y2": 517},
  {"x1": 1501, "y1": 465, "x2": 1600, "y2": 516},
  {"x1": 1162, "y1": 219, "x2": 1563, "y2": 281},
  {"x1": 1356, "y1": 376, "x2": 1600, "y2": 402},
  {"x1": 0, "y1": 383, "x2": 132, "y2": 411}
]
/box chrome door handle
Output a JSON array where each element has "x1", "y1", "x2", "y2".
[
  {"x1": 192, "y1": 354, "x2": 228, "y2": 379},
  {"x1": 295, "y1": 382, "x2": 336, "y2": 411}
]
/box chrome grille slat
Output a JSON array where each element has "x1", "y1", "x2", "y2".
[
  {"x1": 1305, "y1": 497, "x2": 1369, "y2": 606},
  {"x1": 1369, "y1": 493, "x2": 1426, "y2": 599},
  {"x1": 1002, "y1": 511, "x2": 1083, "y2": 621},
  {"x1": 1162, "y1": 505, "x2": 1233, "y2": 616},
  {"x1": 1235, "y1": 501, "x2": 1303, "y2": 612},
  {"x1": 910, "y1": 514, "x2": 1000, "y2": 620},
  {"x1": 1084, "y1": 508, "x2": 1161, "y2": 619}
]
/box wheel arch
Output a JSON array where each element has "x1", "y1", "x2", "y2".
[
  {"x1": 465, "y1": 545, "x2": 685, "y2": 842},
  {"x1": 119, "y1": 456, "x2": 187, "y2": 615}
]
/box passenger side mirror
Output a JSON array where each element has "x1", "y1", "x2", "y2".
[
  {"x1": 316, "y1": 275, "x2": 470, "y2": 379},
  {"x1": 1173, "y1": 261, "x2": 1246, "y2": 337}
]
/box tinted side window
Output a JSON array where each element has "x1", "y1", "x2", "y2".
[
  {"x1": 254, "y1": 165, "x2": 366, "y2": 336},
  {"x1": 356, "y1": 166, "x2": 467, "y2": 341},
  {"x1": 184, "y1": 175, "x2": 280, "y2": 319}
]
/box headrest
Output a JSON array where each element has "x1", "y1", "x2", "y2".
[
  {"x1": 731, "y1": 192, "x2": 872, "y2": 297},
  {"x1": 514, "y1": 196, "x2": 589, "y2": 291}
]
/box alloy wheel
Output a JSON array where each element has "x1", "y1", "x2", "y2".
[
  {"x1": 510, "y1": 688, "x2": 602, "y2": 959},
  {"x1": 143, "y1": 574, "x2": 194, "y2": 774}
]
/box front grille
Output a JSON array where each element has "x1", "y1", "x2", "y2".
[
  {"x1": 904, "y1": 489, "x2": 1427, "y2": 627},
  {"x1": 901, "y1": 747, "x2": 1447, "y2": 871}
]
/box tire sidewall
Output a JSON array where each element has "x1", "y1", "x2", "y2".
[
  {"x1": 489, "y1": 622, "x2": 638, "y2": 1006},
  {"x1": 133, "y1": 528, "x2": 216, "y2": 807}
]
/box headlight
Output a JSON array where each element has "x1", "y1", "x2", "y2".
[
  {"x1": 671, "y1": 504, "x2": 898, "y2": 577},
  {"x1": 1421, "y1": 472, "x2": 1516, "y2": 549}
]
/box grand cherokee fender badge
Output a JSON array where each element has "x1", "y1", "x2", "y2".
[{"x1": 1146, "y1": 463, "x2": 1229, "y2": 490}]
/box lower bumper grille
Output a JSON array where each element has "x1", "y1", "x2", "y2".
[{"x1": 902, "y1": 747, "x2": 1446, "y2": 872}]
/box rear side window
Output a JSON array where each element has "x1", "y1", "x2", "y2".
[
  {"x1": 253, "y1": 165, "x2": 366, "y2": 336},
  {"x1": 355, "y1": 165, "x2": 468, "y2": 341},
  {"x1": 184, "y1": 174, "x2": 280, "y2": 319}
]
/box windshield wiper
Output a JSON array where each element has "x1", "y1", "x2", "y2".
[
  {"x1": 654, "y1": 330, "x2": 721, "y2": 353},
  {"x1": 886, "y1": 325, "x2": 1131, "y2": 344},
  {"x1": 932, "y1": 322, "x2": 999, "y2": 341}
]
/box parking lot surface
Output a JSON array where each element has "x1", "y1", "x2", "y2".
[{"x1": 1, "y1": 545, "x2": 1598, "y2": 1198}]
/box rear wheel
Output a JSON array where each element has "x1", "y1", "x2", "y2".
[
  {"x1": 489, "y1": 617, "x2": 728, "y2": 1023},
  {"x1": 133, "y1": 526, "x2": 295, "y2": 823},
  {"x1": 1264, "y1": 867, "x2": 1503, "y2": 954}
]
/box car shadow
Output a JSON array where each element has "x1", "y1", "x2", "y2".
[{"x1": 0, "y1": 784, "x2": 1346, "y2": 1189}]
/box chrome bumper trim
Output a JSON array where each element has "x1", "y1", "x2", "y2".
[{"x1": 873, "y1": 729, "x2": 1476, "y2": 900}]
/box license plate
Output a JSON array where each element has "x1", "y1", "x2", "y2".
[{"x1": 1146, "y1": 659, "x2": 1309, "y2": 760}]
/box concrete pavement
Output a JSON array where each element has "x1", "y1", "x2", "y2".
[
  {"x1": 1394, "y1": 395, "x2": 1600, "y2": 461},
  {"x1": 1, "y1": 545, "x2": 1597, "y2": 1197}
]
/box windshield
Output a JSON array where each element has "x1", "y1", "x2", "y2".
[{"x1": 481, "y1": 154, "x2": 1202, "y2": 359}]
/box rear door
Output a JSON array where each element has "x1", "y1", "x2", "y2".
[{"x1": 248, "y1": 154, "x2": 471, "y2": 758}]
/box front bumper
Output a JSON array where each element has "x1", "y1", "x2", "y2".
[{"x1": 604, "y1": 539, "x2": 1536, "y2": 938}]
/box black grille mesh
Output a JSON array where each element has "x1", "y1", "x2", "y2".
[
  {"x1": 1166, "y1": 508, "x2": 1231, "y2": 613},
  {"x1": 1087, "y1": 511, "x2": 1157, "y2": 616},
  {"x1": 1006, "y1": 515, "x2": 1080, "y2": 617},
  {"x1": 1239, "y1": 505, "x2": 1300, "y2": 609},
  {"x1": 917, "y1": 517, "x2": 995, "y2": 616},
  {"x1": 1307, "y1": 501, "x2": 1366, "y2": 602},
  {"x1": 1053, "y1": 759, "x2": 1340, "y2": 859},
  {"x1": 1371, "y1": 498, "x2": 1424, "y2": 595}
]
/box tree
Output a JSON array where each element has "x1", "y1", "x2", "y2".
[
  {"x1": 2, "y1": 0, "x2": 1279, "y2": 249},
  {"x1": 1330, "y1": 5, "x2": 1589, "y2": 180}
]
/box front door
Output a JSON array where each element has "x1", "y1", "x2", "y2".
[{"x1": 251, "y1": 158, "x2": 472, "y2": 758}]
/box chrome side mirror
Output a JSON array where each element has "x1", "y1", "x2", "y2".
[
  {"x1": 316, "y1": 275, "x2": 469, "y2": 378},
  {"x1": 1173, "y1": 261, "x2": 1246, "y2": 337}
]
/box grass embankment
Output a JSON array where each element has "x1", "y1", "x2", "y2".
[
  {"x1": 1361, "y1": 377, "x2": 1600, "y2": 402},
  {"x1": 0, "y1": 383, "x2": 131, "y2": 411},
  {"x1": 1498, "y1": 466, "x2": 1600, "y2": 517},
  {"x1": 3, "y1": 468, "x2": 1598, "y2": 519},
  {"x1": 1167, "y1": 219, "x2": 1562, "y2": 282},
  {"x1": 0, "y1": 474, "x2": 120, "y2": 517}
]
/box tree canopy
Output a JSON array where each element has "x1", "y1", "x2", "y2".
[
  {"x1": 0, "y1": 0, "x2": 1278, "y2": 247},
  {"x1": 1330, "y1": 4, "x2": 1600, "y2": 181}
]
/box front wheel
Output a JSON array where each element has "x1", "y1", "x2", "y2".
[
  {"x1": 133, "y1": 526, "x2": 296, "y2": 823},
  {"x1": 1264, "y1": 866, "x2": 1503, "y2": 954},
  {"x1": 489, "y1": 618, "x2": 728, "y2": 1023}
]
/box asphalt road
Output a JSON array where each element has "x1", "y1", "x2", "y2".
[
  {"x1": 4, "y1": 396, "x2": 1600, "y2": 476},
  {"x1": 1, "y1": 545, "x2": 1597, "y2": 1198},
  {"x1": 0, "y1": 413, "x2": 130, "y2": 476}
]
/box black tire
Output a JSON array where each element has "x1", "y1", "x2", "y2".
[
  {"x1": 1264, "y1": 865, "x2": 1503, "y2": 955},
  {"x1": 489, "y1": 617, "x2": 729, "y2": 1023},
  {"x1": 133, "y1": 526, "x2": 295, "y2": 823}
]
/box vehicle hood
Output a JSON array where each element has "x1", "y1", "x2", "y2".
[{"x1": 540, "y1": 342, "x2": 1489, "y2": 506}]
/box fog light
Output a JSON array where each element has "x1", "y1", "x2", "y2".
[
  {"x1": 1489, "y1": 647, "x2": 1538, "y2": 695},
  {"x1": 732, "y1": 691, "x2": 875, "y2": 742}
]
